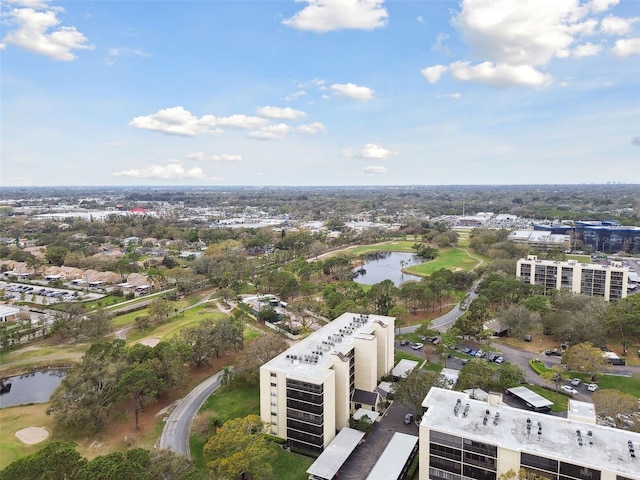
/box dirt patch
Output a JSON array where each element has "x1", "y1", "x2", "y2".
[
  {"x1": 15, "y1": 426, "x2": 50, "y2": 445},
  {"x1": 138, "y1": 337, "x2": 160, "y2": 347}
]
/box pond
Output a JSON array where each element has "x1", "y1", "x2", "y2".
[
  {"x1": 0, "y1": 369, "x2": 67, "y2": 408},
  {"x1": 353, "y1": 251, "x2": 423, "y2": 287}
]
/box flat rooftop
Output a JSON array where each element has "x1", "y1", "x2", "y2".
[
  {"x1": 261, "y1": 312, "x2": 393, "y2": 383},
  {"x1": 421, "y1": 388, "x2": 640, "y2": 479}
]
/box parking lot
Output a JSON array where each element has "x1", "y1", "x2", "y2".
[
  {"x1": 1, "y1": 281, "x2": 104, "y2": 305},
  {"x1": 334, "y1": 401, "x2": 419, "y2": 480}
]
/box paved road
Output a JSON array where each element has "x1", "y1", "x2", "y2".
[
  {"x1": 159, "y1": 370, "x2": 224, "y2": 457},
  {"x1": 398, "y1": 282, "x2": 480, "y2": 334}
]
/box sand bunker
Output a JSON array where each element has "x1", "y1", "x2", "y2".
[
  {"x1": 15, "y1": 427, "x2": 50, "y2": 445},
  {"x1": 138, "y1": 337, "x2": 160, "y2": 347}
]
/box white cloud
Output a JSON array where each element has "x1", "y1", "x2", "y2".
[
  {"x1": 590, "y1": 0, "x2": 619, "y2": 13},
  {"x1": 129, "y1": 107, "x2": 271, "y2": 135},
  {"x1": 450, "y1": 61, "x2": 552, "y2": 87},
  {"x1": 112, "y1": 163, "x2": 206, "y2": 180},
  {"x1": 105, "y1": 141, "x2": 125, "y2": 147},
  {"x1": 282, "y1": 0, "x2": 388, "y2": 33},
  {"x1": 437, "y1": 93, "x2": 461, "y2": 99},
  {"x1": 187, "y1": 152, "x2": 243, "y2": 162},
  {"x1": 211, "y1": 114, "x2": 269, "y2": 129},
  {"x1": 363, "y1": 165, "x2": 388, "y2": 174},
  {"x1": 285, "y1": 90, "x2": 306, "y2": 101},
  {"x1": 423, "y1": 0, "x2": 625, "y2": 87},
  {"x1": 256, "y1": 106, "x2": 306, "y2": 119},
  {"x1": 129, "y1": 106, "x2": 220, "y2": 136},
  {"x1": 431, "y1": 33, "x2": 450, "y2": 54},
  {"x1": 612, "y1": 38, "x2": 640, "y2": 56},
  {"x1": 600, "y1": 15, "x2": 638, "y2": 35},
  {"x1": 345, "y1": 143, "x2": 398, "y2": 160},
  {"x1": 572, "y1": 42, "x2": 601, "y2": 57},
  {"x1": 331, "y1": 82, "x2": 374, "y2": 100},
  {"x1": 105, "y1": 46, "x2": 152, "y2": 65},
  {"x1": 295, "y1": 122, "x2": 327, "y2": 134},
  {"x1": 2, "y1": 3, "x2": 93, "y2": 61},
  {"x1": 421, "y1": 65, "x2": 449, "y2": 83},
  {"x1": 632, "y1": 136, "x2": 640, "y2": 146},
  {"x1": 249, "y1": 123, "x2": 290, "y2": 140}
]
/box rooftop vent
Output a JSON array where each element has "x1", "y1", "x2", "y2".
[
  {"x1": 462, "y1": 403, "x2": 470, "y2": 418},
  {"x1": 493, "y1": 412, "x2": 500, "y2": 426}
]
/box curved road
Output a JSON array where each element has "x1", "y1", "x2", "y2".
[{"x1": 159, "y1": 370, "x2": 224, "y2": 457}]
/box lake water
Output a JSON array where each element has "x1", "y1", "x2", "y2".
[
  {"x1": 353, "y1": 251, "x2": 422, "y2": 287},
  {"x1": 0, "y1": 369, "x2": 67, "y2": 408}
]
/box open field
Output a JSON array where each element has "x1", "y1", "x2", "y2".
[
  {"x1": 405, "y1": 247, "x2": 485, "y2": 276},
  {"x1": 125, "y1": 304, "x2": 228, "y2": 344}
]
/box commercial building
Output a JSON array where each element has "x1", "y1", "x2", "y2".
[
  {"x1": 260, "y1": 312, "x2": 395, "y2": 454},
  {"x1": 516, "y1": 255, "x2": 629, "y2": 301},
  {"x1": 534, "y1": 221, "x2": 640, "y2": 254},
  {"x1": 419, "y1": 387, "x2": 640, "y2": 480}
]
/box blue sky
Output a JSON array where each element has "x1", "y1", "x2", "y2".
[{"x1": 1, "y1": 0, "x2": 639, "y2": 186}]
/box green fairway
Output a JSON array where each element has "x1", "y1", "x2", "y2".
[{"x1": 405, "y1": 247, "x2": 484, "y2": 276}]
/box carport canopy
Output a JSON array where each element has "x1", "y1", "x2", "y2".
[
  {"x1": 506, "y1": 386, "x2": 553, "y2": 409},
  {"x1": 307, "y1": 427, "x2": 366, "y2": 480}
]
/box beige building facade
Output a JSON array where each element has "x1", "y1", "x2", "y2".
[
  {"x1": 516, "y1": 255, "x2": 629, "y2": 301},
  {"x1": 259, "y1": 312, "x2": 395, "y2": 453},
  {"x1": 420, "y1": 388, "x2": 639, "y2": 480}
]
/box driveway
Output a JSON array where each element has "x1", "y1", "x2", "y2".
[
  {"x1": 159, "y1": 370, "x2": 224, "y2": 457},
  {"x1": 335, "y1": 402, "x2": 419, "y2": 480}
]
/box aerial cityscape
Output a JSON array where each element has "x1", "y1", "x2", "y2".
[{"x1": 2, "y1": 0, "x2": 640, "y2": 480}]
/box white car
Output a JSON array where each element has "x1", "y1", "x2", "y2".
[
  {"x1": 412, "y1": 343, "x2": 424, "y2": 350},
  {"x1": 570, "y1": 378, "x2": 581, "y2": 386},
  {"x1": 561, "y1": 385, "x2": 578, "y2": 395},
  {"x1": 587, "y1": 383, "x2": 599, "y2": 392}
]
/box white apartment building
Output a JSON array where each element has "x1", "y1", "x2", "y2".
[
  {"x1": 420, "y1": 388, "x2": 640, "y2": 480},
  {"x1": 516, "y1": 255, "x2": 629, "y2": 301},
  {"x1": 259, "y1": 312, "x2": 395, "y2": 454}
]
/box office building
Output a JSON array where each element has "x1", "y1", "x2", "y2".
[
  {"x1": 260, "y1": 312, "x2": 395, "y2": 453},
  {"x1": 420, "y1": 387, "x2": 640, "y2": 480},
  {"x1": 516, "y1": 255, "x2": 629, "y2": 301}
]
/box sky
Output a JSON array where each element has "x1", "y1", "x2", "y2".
[{"x1": 1, "y1": 0, "x2": 639, "y2": 187}]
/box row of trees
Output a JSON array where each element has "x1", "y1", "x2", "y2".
[
  {"x1": 0, "y1": 441, "x2": 213, "y2": 480},
  {"x1": 48, "y1": 315, "x2": 244, "y2": 433}
]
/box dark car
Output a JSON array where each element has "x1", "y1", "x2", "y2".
[
  {"x1": 462, "y1": 347, "x2": 472, "y2": 354},
  {"x1": 399, "y1": 340, "x2": 410, "y2": 346},
  {"x1": 545, "y1": 349, "x2": 562, "y2": 357},
  {"x1": 469, "y1": 349, "x2": 478, "y2": 357}
]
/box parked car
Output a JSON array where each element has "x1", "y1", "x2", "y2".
[
  {"x1": 461, "y1": 358, "x2": 470, "y2": 365},
  {"x1": 412, "y1": 343, "x2": 424, "y2": 350},
  {"x1": 404, "y1": 413, "x2": 414, "y2": 424},
  {"x1": 587, "y1": 383, "x2": 599, "y2": 392},
  {"x1": 469, "y1": 349, "x2": 478, "y2": 357},
  {"x1": 495, "y1": 356, "x2": 505, "y2": 364},
  {"x1": 431, "y1": 337, "x2": 441, "y2": 345},
  {"x1": 545, "y1": 349, "x2": 562, "y2": 357},
  {"x1": 462, "y1": 347, "x2": 472, "y2": 354},
  {"x1": 561, "y1": 385, "x2": 578, "y2": 395},
  {"x1": 488, "y1": 353, "x2": 498, "y2": 362},
  {"x1": 570, "y1": 378, "x2": 581, "y2": 386},
  {"x1": 525, "y1": 335, "x2": 532, "y2": 342},
  {"x1": 399, "y1": 340, "x2": 409, "y2": 346},
  {"x1": 475, "y1": 350, "x2": 486, "y2": 358}
]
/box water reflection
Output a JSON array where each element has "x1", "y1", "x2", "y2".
[
  {"x1": 353, "y1": 251, "x2": 422, "y2": 287},
  {"x1": 0, "y1": 369, "x2": 67, "y2": 408}
]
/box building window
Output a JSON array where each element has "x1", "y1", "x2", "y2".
[
  {"x1": 463, "y1": 464, "x2": 496, "y2": 480},
  {"x1": 462, "y1": 438, "x2": 497, "y2": 457},
  {"x1": 430, "y1": 430, "x2": 463, "y2": 449},
  {"x1": 559, "y1": 462, "x2": 601, "y2": 480},
  {"x1": 430, "y1": 443, "x2": 462, "y2": 462},
  {"x1": 521, "y1": 453, "x2": 558, "y2": 473}
]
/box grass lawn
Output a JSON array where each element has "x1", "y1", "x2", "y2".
[
  {"x1": 526, "y1": 384, "x2": 570, "y2": 413},
  {"x1": 337, "y1": 241, "x2": 417, "y2": 256},
  {"x1": 270, "y1": 444, "x2": 315, "y2": 479},
  {"x1": 125, "y1": 307, "x2": 228, "y2": 344},
  {"x1": 395, "y1": 351, "x2": 424, "y2": 364},
  {"x1": 405, "y1": 248, "x2": 484, "y2": 276},
  {"x1": 0, "y1": 404, "x2": 56, "y2": 470}
]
